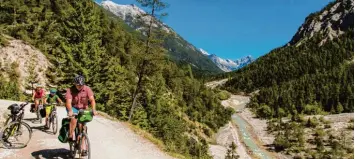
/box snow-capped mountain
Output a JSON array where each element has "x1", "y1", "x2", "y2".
[
  {"x1": 101, "y1": 0, "x2": 172, "y2": 33},
  {"x1": 199, "y1": 48, "x2": 210, "y2": 56},
  {"x1": 99, "y1": 0, "x2": 224, "y2": 74},
  {"x1": 199, "y1": 49, "x2": 253, "y2": 72}
]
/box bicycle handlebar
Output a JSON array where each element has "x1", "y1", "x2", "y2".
[
  {"x1": 20, "y1": 102, "x2": 29, "y2": 110},
  {"x1": 68, "y1": 110, "x2": 95, "y2": 118}
]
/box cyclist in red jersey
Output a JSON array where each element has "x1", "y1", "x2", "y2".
[{"x1": 32, "y1": 84, "x2": 46, "y2": 112}]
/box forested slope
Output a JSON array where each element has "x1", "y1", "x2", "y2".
[{"x1": 0, "y1": 0, "x2": 232, "y2": 158}]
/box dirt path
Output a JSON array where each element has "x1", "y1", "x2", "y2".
[
  {"x1": 0, "y1": 99, "x2": 174, "y2": 159},
  {"x1": 205, "y1": 79, "x2": 228, "y2": 89}
]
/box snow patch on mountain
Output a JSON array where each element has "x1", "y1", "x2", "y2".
[
  {"x1": 101, "y1": 0, "x2": 171, "y2": 33},
  {"x1": 199, "y1": 48, "x2": 210, "y2": 56},
  {"x1": 199, "y1": 49, "x2": 253, "y2": 72}
]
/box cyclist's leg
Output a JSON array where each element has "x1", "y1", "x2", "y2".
[
  {"x1": 45, "y1": 105, "x2": 52, "y2": 128},
  {"x1": 41, "y1": 97, "x2": 45, "y2": 105},
  {"x1": 67, "y1": 107, "x2": 79, "y2": 140},
  {"x1": 34, "y1": 99, "x2": 39, "y2": 111},
  {"x1": 80, "y1": 123, "x2": 88, "y2": 156}
]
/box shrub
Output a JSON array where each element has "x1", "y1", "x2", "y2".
[
  {"x1": 306, "y1": 117, "x2": 319, "y2": 128},
  {"x1": 217, "y1": 90, "x2": 231, "y2": 100},
  {"x1": 274, "y1": 134, "x2": 290, "y2": 151},
  {"x1": 324, "y1": 124, "x2": 331, "y2": 129},
  {"x1": 256, "y1": 104, "x2": 273, "y2": 119},
  {"x1": 304, "y1": 104, "x2": 323, "y2": 115},
  {"x1": 347, "y1": 123, "x2": 354, "y2": 130}
]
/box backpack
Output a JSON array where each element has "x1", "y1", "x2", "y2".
[
  {"x1": 78, "y1": 110, "x2": 93, "y2": 123},
  {"x1": 58, "y1": 118, "x2": 70, "y2": 143},
  {"x1": 30, "y1": 104, "x2": 35, "y2": 113},
  {"x1": 40, "y1": 108, "x2": 46, "y2": 118}
]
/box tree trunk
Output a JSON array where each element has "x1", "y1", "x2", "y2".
[
  {"x1": 128, "y1": 0, "x2": 156, "y2": 122},
  {"x1": 128, "y1": 60, "x2": 146, "y2": 121}
]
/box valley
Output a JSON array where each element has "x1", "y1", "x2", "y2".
[{"x1": 0, "y1": 0, "x2": 353, "y2": 158}]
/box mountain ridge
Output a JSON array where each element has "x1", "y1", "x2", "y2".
[
  {"x1": 198, "y1": 48, "x2": 254, "y2": 72},
  {"x1": 288, "y1": 0, "x2": 354, "y2": 46},
  {"x1": 101, "y1": 0, "x2": 223, "y2": 75}
]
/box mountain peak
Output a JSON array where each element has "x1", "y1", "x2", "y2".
[
  {"x1": 100, "y1": 0, "x2": 223, "y2": 74},
  {"x1": 101, "y1": 0, "x2": 172, "y2": 33},
  {"x1": 198, "y1": 49, "x2": 253, "y2": 72},
  {"x1": 288, "y1": 0, "x2": 354, "y2": 46},
  {"x1": 199, "y1": 48, "x2": 210, "y2": 56}
]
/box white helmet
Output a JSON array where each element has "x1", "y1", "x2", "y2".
[{"x1": 35, "y1": 83, "x2": 44, "y2": 88}]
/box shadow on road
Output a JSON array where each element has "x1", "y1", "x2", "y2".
[
  {"x1": 31, "y1": 126, "x2": 55, "y2": 135},
  {"x1": 23, "y1": 117, "x2": 41, "y2": 123},
  {"x1": 31, "y1": 148, "x2": 71, "y2": 159}
]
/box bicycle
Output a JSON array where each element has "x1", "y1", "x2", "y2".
[
  {"x1": 31, "y1": 98, "x2": 45, "y2": 124},
  {"x1": 0, "y1": 102, "x2": 32, "y2": 149},
  {"x1": 36, "y1": 99, "x2": 45, "y2": 124},
  {"x1": 68, "y1": 110, "x2": 94, "y2": 159},
  {"x1": 44, "y1": 103, "x2": 59, "y2": 135}
]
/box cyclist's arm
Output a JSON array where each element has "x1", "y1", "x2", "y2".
[
  {"x1": 89, "y1": 96, "x2": 96, "y2": 112},
  {"x1": 44, "y1": 94, "x2": 48, "y2": 104},
  {"x1": 66, "y1": 99, "x2": 72, "y2": 112},
  {"x1": 87, "y1": 87, "x2": 96, "y2": 114},
  {"x1": 32, "y1": 90, "x2": 35, "y2": 101},
  {"x1": 57, "y1": 96, "x2": 63, "y2": 104},
  {"x1": 42, "y1": 89, "x2": 46, "y2": 102},
  {"x1": 65, "y1": 88, "x2": 73, "y2": 115}
]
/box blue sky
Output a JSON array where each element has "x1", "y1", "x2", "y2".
[{"x1": 100, "y1": 0, "x2": 333, "y2": 60}]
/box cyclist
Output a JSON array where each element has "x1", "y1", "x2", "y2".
[
  {"x1": 65, "y1": 75, "x2": 97, "y2": 156},
  {"x1": 32, "y1": 84, "x2": 46, "y2": 112},
  {"x1": 44, "y1": 88, "x2": 63, "y2": 129}
]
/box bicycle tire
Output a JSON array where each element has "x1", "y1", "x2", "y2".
[
  {"x1": 79, "y1": 133, "x2": 91, "y2": 159},
  {"x1": 0, "y1": 121, "x2": 32, "y2": 149},
  {"x1": 69, "y1": 141, "x2": 77, "y2": 158},
  {"x1": 4, "y1": 116, "x2": 11, "y2": 126},
  {"x1": 52, "y1": 113, "x2": 58, "y2": 135}
]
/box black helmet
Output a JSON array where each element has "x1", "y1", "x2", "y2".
[
  {"x1": 74, "y1": 75, "x2": 85, "y2": 85},
  {"x1": 8, "y1": 104, "x2": 20, "y2": 115}
]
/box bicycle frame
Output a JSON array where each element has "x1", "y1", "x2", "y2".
[
  {"x1": 4, "y1": 102, "x2": 29, "y2": 140},
  {"x1": 69, "y1": 111, "x2": 93, "y2": 158}
]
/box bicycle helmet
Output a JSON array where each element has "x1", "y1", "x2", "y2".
[
  {"x1": 74, "y1": 75, "x2": 85, "y2": 85},
  {"x1": 49, "y1": 88, "x2": 57, "y2": 94},
  {"x1": 8, "y1": 104, "x2": 20, "y2": 115},
  {"x1": 35, "y1": 83, "x2": 44, "y2": 88}
]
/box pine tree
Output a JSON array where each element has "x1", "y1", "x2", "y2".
[
  {"x1": 129, "y1": 0, "x2": 168, "y2": 121},
  {"x1": 225, "y1": 142, "x2": 239, "y2": 159}
]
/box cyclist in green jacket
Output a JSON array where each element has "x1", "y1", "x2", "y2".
[{"x1": 44, "y1": 88, "x2": 63, "y2": 129}]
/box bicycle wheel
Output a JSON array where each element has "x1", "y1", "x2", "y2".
[
  {"x1": 51, "y1": 113, "x2": 58, "y2": 134},
  {"x1": 69, "y1": 141, "x2": 77, "y2": 158},
  {"x1": 0, "y1": 121, "x2": 32, "y2": 149},
  {"x1": 4, "y1": 116, "x2": 11, "y2": 126},
  {"x1": 78, "y1": 133, "x2": 91, "y2": 159}
]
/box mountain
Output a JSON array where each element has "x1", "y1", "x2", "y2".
[
  {"x1": 222, "y1": 0, "x2": 353, "y2": 115},
  {"x1": 220, "y1": 1, "x2": 353, "y2": 157},
  {"x1": 198, "y1": 49, "x2": 253, "y2": 72},
  {"x1": 100, "y1": 0, "x2": 223, "y2": 76},
  {"x1": 288, "y1": 0, "x2": 354, "y2": 46},
  {"x1": 0, "y1": 0, "x2": 232, "y2": 158},
  {"x1": 199, "y1": 48, "x2": 210, "y2": 56}
]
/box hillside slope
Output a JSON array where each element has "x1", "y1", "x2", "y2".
[
  {"x1": 288, "y1": 0, "x2": 354, "y2": 46},
  {"x1": 223, "y1": 0, "x2": 354, "y2": 117},
  {"x1": 100, "y1": 0, "x2": 223, "y2": 76},
  {"x1": 0, "y1": 0, "x2": 232, "y2": 158},
  {"x1": 0, "y1": 37, "x2": 51, "y2": 90}
]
